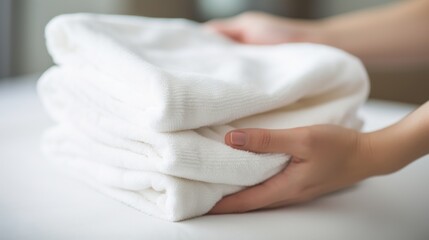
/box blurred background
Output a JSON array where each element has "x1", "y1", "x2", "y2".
[{"x1": 0, "y1": 0, "x2": 427, "y2": 104}]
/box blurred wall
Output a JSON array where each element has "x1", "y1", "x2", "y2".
[
  {"x1": 0, "y1": 0, "x2": 12, "y2": 78},
  {"x1": 11, "y1": 0, "x2": 129, "y2": 76},
  {"x1": 314, "y1": 0, "x2": 428, "y2": 104},
  {"x1": 125, "y1": 0, "x2": 196, "y2": 18},
  {"x1": 196, "y1": 0, "x2": 315, "y2": 20},
  {"x1": 10, "y1": 0, "x2": 196, "y2": 77},
  {"x1": 7, "y1": 0, "x2": 427, "y2": 104},
  {"x1": 314, "y1": 0, "x2": 399, "y2": 17}
]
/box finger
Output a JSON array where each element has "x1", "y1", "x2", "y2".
[
  {"x1": 225, "y1": 128, "x2": 303, "y2": 154},
  {"x1": 264, "y1": 195, "x2": 306, "y2": 209},
  {"x1": 209, "y1": 184, "x2": 275, "y2": 214},
  {"x1": 264, "y1": 200, "x2": 290, "y2": 209},
  {"x1": 204, "y1": 20, "x2": 243, "y2": 41},
  {"x1": 209, "y1": 174, "x2": 284, "y2": 214}
]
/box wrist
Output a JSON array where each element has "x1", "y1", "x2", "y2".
[
  {"x1": 355, "y1": 132, "x2": 380, "y2": 178},
  {"x1": 363, "y1": 102, "x2": 429, "y2": 176}
]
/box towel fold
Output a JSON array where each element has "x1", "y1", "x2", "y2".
[
  {"x1": 45, "y1": 13, "x2": 368, "y2": 132},
  {"x1": 39, "y1": 13, "x2": 369, "y2": 221},
  {"x1": 39, "y1": 66, "x2": 289, "y2": 186},
  {"x1": 43, "y1": 131, "x2": 241, "y2": 221}
]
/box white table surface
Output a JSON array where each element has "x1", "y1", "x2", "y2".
[{"x1": 1, "y1": 75, "x2": 428, "y2": 240}]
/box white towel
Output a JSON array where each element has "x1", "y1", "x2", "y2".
[
  {"x1": 39, "y1": 13, "x2": 369, "y2": 221},
  {"x1": 43, "y1": 131, "x2": 242, "y2": 221},
  {"x1": 45, "y1": 13, "x2": 369, "y2": 132},
  {"x1": 39, "y1": 65, "x2": 365, "y2": 185}
]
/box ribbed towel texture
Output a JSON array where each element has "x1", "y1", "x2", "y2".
[{"x1": 38, "y1": 13, "x2": 369, "y2": 221}]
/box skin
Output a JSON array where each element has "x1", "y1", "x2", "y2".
[
  {"x1": 206, "y1": 0, "x2": 429, "y2": 214},
  {"x1": 207, "y1": 0, "x2": 429, "y2": 68}
]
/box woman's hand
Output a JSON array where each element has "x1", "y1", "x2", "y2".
[
  {"x1": 207, "y1": 0, "x2": 429, "y2": 67},
  {"x1": 206, "y1": 11, "x2": 327, "y2": 45},
  {"x1": 210, "y1": 125, "x2": 376, "y2": 214},
  {"x1": 210, "y1": 101, "x2": 429, "y2": 214}
]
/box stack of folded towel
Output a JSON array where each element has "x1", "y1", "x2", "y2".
[{"x1": 38, "y1": 13, "x2": 369, "y2": 221}]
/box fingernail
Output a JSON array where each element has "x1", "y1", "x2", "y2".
[{"x1": 230, "y1": 131, "x2": 247, "y2": 146}]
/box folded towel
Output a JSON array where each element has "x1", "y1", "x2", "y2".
[
  {"x1": 45, "y1": 13, "x2": 369, "y2": 132},
  {"x1": 39, "y1": 13, "x2": 369, "y2": 221},
  {"x1": 42, "y1": 130, "x2": 242, "y2": 221},
  {"x1": 39, "y1": 65, "x2": 366, "y2": 185}
]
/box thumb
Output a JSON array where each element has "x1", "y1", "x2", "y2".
[{"x1": 225, "y1": 128, "x2": 301, "y2": 154}]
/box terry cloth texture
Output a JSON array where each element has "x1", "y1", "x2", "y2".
[{"x1": 38, "y1": 13, "x2": 369, "y2": 221}]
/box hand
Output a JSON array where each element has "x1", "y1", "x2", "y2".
[
  {"x1": 206, "y1": 11, "x2": 327, "y2": 45},
  {"x1": 210, "y1": 125, "x2": 378, "y2": 214}
]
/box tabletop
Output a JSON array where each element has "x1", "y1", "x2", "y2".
[{"x1": 0, "y1": 75, "x2": 428, "y2": 240}]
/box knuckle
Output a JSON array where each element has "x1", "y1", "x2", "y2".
[
  {"x1": 296, "y1": 128, "x2": 316, "y2": 153},
  {"x1": 257, "y1": 129, "x2": 272, "y2": 150}
]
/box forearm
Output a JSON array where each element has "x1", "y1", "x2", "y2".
[
  {"x1": 319, "y1": 0, "x2": 429, "y2": 68},
  {"x1": 365, "y1": 101, "x2": 429, "y2": 176}
]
